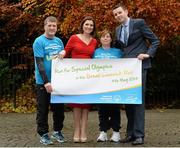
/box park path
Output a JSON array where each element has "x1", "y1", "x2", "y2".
[{"x1": 0, "y1": 109, "x2": 180, "y2": 147}]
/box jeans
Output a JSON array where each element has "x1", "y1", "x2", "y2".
[{"x1": 35, "y1": 84, "x2": 64, "y2": 136}]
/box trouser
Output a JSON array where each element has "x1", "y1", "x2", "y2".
[
  {"x1": 35, "y1": 84, "x2": 65, "y2": 136},
  {"x1": 98, "y1": 104, "x2": 120, "y2": 132},
  {"x1": 125, "y1": 69, "x2": 147, "y2": 138}
]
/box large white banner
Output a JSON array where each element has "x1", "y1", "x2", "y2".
[{"x1": 51, "y1": 58, "x2": 142, "y2": 104}]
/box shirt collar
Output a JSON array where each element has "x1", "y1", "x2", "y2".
[{"x1": 122, "y1": 17, "x2": 130, "y2": 27}]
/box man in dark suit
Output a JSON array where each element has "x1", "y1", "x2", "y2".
[{"x1": 112, "y1": 3, "x2": 160, "y2": 145}]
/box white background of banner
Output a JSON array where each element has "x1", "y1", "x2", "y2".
[{"x1": 51, "y1": 58, "x2": 142, "y2": 95}]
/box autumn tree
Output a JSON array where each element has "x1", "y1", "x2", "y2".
[
  {"x1": 19, "y1": 0, "x2": 179, "y2": 44},
  {"x1": 1, "y1": 0, "x2": 178, "y2": 47}
]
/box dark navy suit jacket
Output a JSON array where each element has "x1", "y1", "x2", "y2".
[{"x1": 114, "y1": 18, "x2": 160, "y2": 69}]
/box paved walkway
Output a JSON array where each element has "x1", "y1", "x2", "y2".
[{"x1": 0, "y1": 109, "x2": 180, "y2": 147}]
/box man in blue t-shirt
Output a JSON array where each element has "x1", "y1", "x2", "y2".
[{"x1": 33, "y1": 16, "x2": 66, "y2": 145}]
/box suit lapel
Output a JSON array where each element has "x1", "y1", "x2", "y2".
[
  {"x1": 128, "y1": 19, "x2": 134, "y2": 44},
  {"x1": 116, "y1": 25, "x2": 122, "y2": 41},
  {"x1": 123, "y1": 19, "x2": 136, "y2": 54},
  {"x1": 116, "y1": 19, "x2": 134, "y2": 48}
]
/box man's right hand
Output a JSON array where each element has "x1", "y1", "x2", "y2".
[
  {"x1": 44, "y1": 82, "x2": 53, "y2": 93},
  {"x1": 137, "y1": 54, "x2": 150, "y2": 60}
]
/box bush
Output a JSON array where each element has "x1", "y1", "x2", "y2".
[{"x1": 0, "y1": 58, "x2": 13, "y2": 98}]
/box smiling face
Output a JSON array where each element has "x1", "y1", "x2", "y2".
[
  {"x1": 100, "y1": 32, "x2": 112, "y2": 47},
  {"x1": 82, "y1": 20, "x2": 94, "y2": 35},
  {"x1": 79, "y1": 16, "x2": 96, "y2": 35},
  {"x1": 113, "y1": 6, "x2": 128, "y2": 24},
  {"x1": 44, "y1": 20, "x2": 57, "y2": 38}
]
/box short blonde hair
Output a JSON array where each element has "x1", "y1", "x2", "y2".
[{"x1": 44, "y1": 16, "x2": 57, "y2": 26}]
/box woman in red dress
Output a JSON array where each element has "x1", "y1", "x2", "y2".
[{"x1": 64, "y1": 16, "x2": 98, "y2": 142}]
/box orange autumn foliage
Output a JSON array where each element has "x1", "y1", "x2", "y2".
[{"x1": 19, "y1": 0, "x2": 179, "y2": 44}]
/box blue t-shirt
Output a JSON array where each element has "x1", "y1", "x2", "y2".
[
  {"x1": 33, "y1": 34, "x2": 64, "y2": 84},
  {"x1": 93, "y1": 47, "x2": 123, "y2": 59}
]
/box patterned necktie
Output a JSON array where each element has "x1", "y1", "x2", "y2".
[{"x1": 123, "y1": 25, "x2": 128, "y2": 45}]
